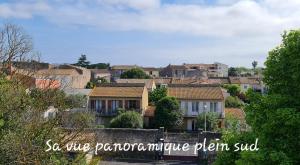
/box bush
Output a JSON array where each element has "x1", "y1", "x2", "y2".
[
  {"x1": 196, "y1": 112, "x2": 219, "y2": 131},
  {"x1": 223, "y1": 84, "x2": 241, "y2": 97},
  {"x1": 110, "y1": 111, "x2": 143, "y2": 128},
  {"x1": 225, "y1": 96, "x2": 244, "y2": 108}
]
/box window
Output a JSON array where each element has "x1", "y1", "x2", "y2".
[
  {"x1": 192, "y1": 102, "x2": 199, "y2": 112},
  {"x1": 210, "y1": 102, "x2": 217, "y2": 112}
]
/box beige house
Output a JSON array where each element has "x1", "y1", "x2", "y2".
[
  {"x1": 115, "y1": 79, "x2": 156, "y2": 92},
  {"x1": 229, "y1": 76, "x2": 266, "y2": 93},
  {"x1": 167, "y1": 84, "x2": 225, "y2": 131},
  {"x1": 142, "y1": 67, "x2": 160, "y2": 78},
  {"x1": 35, "y1": 65, "x2": 91, "y2": 89},
  {"x1": 88, "y1": 83, "x2": 148, "y2": 125}
]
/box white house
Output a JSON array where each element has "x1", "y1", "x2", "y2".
[{"x1": 167, "y1": 84, "x2": 225, "y2": 131}]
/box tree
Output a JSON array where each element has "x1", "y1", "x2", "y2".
[
  {"x1": 215, "y1": 30, "x2": 300, "y2": 165},
  {"x1": 85, "y1": 77, "x2": 108, "y2": 89},
  {"x1": 196, "y1": 112, "x2": 219, "y2": 131},
  {"x1": 225, "y1": 96, "x2": 244, "y2": 108},
  {"x1": 87, "y1": 63, "x2": 110, "y2": 69},
  {"x1": 154, "y1": 96, "x2": 183, "y2": 130},
  {"x1": 264, "y1": 30, "x2": 300, "y2": 107},
  {"x1": 120, "y1": 68, "x2": 150, "y2": 79},
  {"x1": 0, "y1": 77, "x2": 93, "y2": 164},
  {"x1": 110, "y1": 111, "x2": 143, "y2": 128},
  {"x1": 149, "y1": 87, "x2": 167, "y2": 104},
  {"x1": 74, "y1": 54, "x2": 90, "y2": 68},
  {"x1": 223, "y1": 84, "x2": 241, "y2": 96},
  {"x1": 0, "y1": 23, "x2": 33, "y2": 76},
  {"x1": 252, "y1": 61, "x2": 258, "y2": 72},
  {"x1": 228, "y1": 67, "x2": 238, "y2": 76}
]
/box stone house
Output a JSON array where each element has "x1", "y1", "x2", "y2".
[
  {"x1": 90, "y1": 69, "x2": 111, "y2": 82},
  {"x1": 184, "y1": 62, "x2": 228, "y2": 77},
  {"x1": 88, "y1": 83, "x2": 148, "y2": 126},
  {"x1": 142, "y1": 67, "x2": 160, "y2": 78},
  {"x1": 167, "y1": 84, "x2": 225, "y2": 131},
  {"x1": 110, "y1": 65, "x2": 139, "y2": 79},
  {"x1": 115, "y1": 79, "x2": 156, "y2": 92},
  {"x1": 35, "y1": 65, "x2": 91, "y2": 89},
  {"x1": 229, "y1": 76, "x2": 266, "y2": 93}
]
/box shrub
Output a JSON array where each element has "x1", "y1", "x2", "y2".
[
  {"x1": 225, "y1": 96, "x2": 244, "y2": 108},
  {"x1": 110, "y1": 111, "x2": 143, "y2": 128}
]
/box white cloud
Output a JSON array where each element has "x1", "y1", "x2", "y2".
[
  {"x1": 0, "y1": 1, "x2": 50, "y2": 19},
  {"x1": 1, "y1": 0, "x2": 300, "y2": 66}
]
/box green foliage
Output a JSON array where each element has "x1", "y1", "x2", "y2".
[
  {"x1": 223, "y1": 84, "x2": 241, "y2": 96},
  {"x1": 110, "y1": 111, "x2": 143, "y2": 128},
  {"x1": 196, "y1": 112, "x2": 219, "y2": 131},
  {"x1": 74, "y1": 54, "x2": 90, "y2": 68},
  {"x1": 213, "y1": 132, "x2": 258, "y2": 165},
  {"x1": 149, "y1": 87, "x2": 167, "y2": 104},
  {"x1": 65, "y1": 94, "x2": 87, "y2": 108},
  {"x1": 0, "y1": 76, "x2": 89, "y2": 164},
  {"x1": 225, "y1": 96, "x2": 244, "y2": 108},
  {"x1": 66, "y1": 111, "x2": 95, "y2": 128},
  {"x1": 252, "y1": 61, "x2": 258, "y2": 70},
  {"x1": 87, "y1": 63, "x2": 110, "y2": 69},
  {"x1": 264, "y1": 30, "x2": 300, "y2": 107},
  {"x1": 120, "y1": 68, "x2": 151, "y2": 79},
  {"x1": 228, "y1": 67, "x2": 238, "y2": 76},
  {"x1": 215, "y1": 29, "x2": 300, "y2": 165},
  {"x1": 154, "y1": 96, "x2": 183, "y2": 130},
  {"x1": 86, "y1": 77, "x2": 108, "y2": 89}
]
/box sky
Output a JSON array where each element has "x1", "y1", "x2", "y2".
[{"x1": 0, "y1": 0, "x2": 300, "y2": 67}]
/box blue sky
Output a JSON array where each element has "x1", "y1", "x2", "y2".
[{"x1": 1, "y1": 0, "x2": 300, "y2": 67}]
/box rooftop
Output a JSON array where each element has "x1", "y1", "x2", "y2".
[{"x1": 167, "y1": 85, "x2": 224, "y2": 100}]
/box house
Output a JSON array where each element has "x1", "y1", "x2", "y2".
[
  {"x1": 115, "y1": 79, "x2": 156, "y2": 92},
  {"x1": 160, "y1": 64, "x2": 187, "y2": 78},
  {"x1": 90, "y1": 69, "x2": 111, "y2": 82},
  {"x1": 88, "y1": 83, "x2": 148, "y2": 126},
  {"x1": 9, "y1": 73, "x2": 61, "y2": 89},
  {"x1": 110, "y1": 65, "x2": 139, "y2": 79},
  {"x1": 142, "y1": 67, "x2": 160, "y2": 78},
  {"x1": 184, "y1": 62, "x2": 228, "y2": 77},
  {"x1": 229, "y1": 76, "x2": 266, "y2": 93},
  {"x1": 35, "y1": 65, "x2": 91, "y2": 89},
  {"x1": 167, "y1": 84, "x2": 225, "y2": 131}
]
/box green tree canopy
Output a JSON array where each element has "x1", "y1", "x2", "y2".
[
  {"x1": 120, "y1": 68, "x2": 150, "y2": 79},
  {"x1": 225, "y1": 96, "x2": 244, "y2": 108},
  {"x1": 74, "y1": 54, "x2": 90, "y2": 68},
  {"x1": 196, "y1": 112, "x2": 219, "y2": 132},
  {"x1": 110, "y1": 111, "x2": 143, "y2": 128},
  {"x1": 154, "y1": 96, "x2": 183, "y2": 130},
  {"x1": 223, "y1": 84, "x2": 241, "y2": 96},
  {"x1": 215, "y1": 29, "x2": 300, "y2": 165},
  {"x1": 264, "y1": 30, "x2": 300, "y2": 108},
  {"x1": 228, "y1": 67, "x2": 239, "y2": 76},
  {"x1": 149, "y1": 87, "x2": 167, "y2": 104}
]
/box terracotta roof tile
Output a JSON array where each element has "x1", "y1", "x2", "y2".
[
  {"x1": 89, "y1": 86, "x2": 145, "y2": 98},
  {"x1": 167, "y1": 86, "x2": 224, "y2": 100},
  {"x1": 225, "y1": 108, "x2": 245, "y2": 120}
]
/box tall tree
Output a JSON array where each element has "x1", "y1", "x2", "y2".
[
  {"x1": 74, "y1": 54, "x2": 90, "y2": 68},
  {"x1": 0, "y1": 23, "x2": 33, "y2": 76},
  {"x1": 149, "y1": 87, "x2": 167, "y2": 104},
  {"x1": 252, "y1": 61, "x2": 258, "y2": 75},
  {"x1": 215, "y1": 30, "x2": 300, "y2": 165},
  {"x1": 154, "y1": 96, "x2": 183, "y2": 130},
  {"x1": 228, "y1": 67, "x2": 238, "y2": 76}
]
